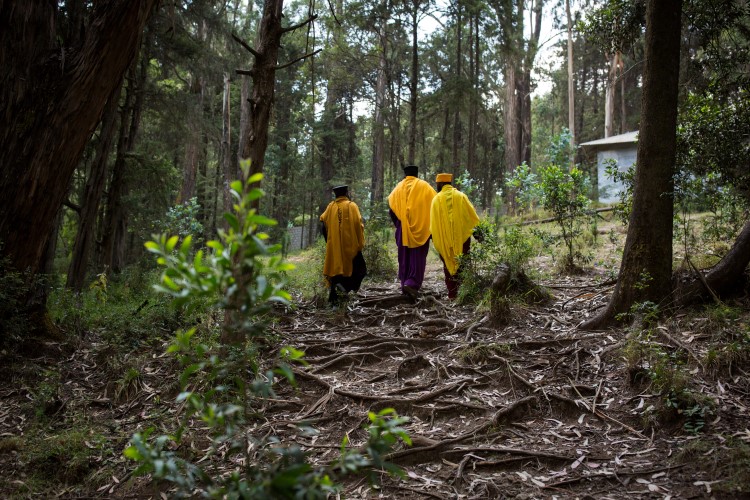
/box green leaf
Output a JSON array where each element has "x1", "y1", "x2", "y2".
[
  {"x1": 224, "y1": 213, "x2": 240, "y2": 232},
  {"x1": 144, "y1": 241, "x2": 160, "y2": 252},
  {"x1": 179, "y1": 234, "x2": 193, "y2": 255},
  {"x1": 123, "y1": 445, "x2": 141, "y2": 460},
  {"x1": 165, "y1": 235, "x2": 179, "y2": 253}
]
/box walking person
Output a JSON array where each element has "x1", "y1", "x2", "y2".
[
  {"x1": 430, "y1": 173, "x2": 482, "y2": 300},
  {"x1": 387, "y1": 165, "x2": 436, "y2": 298},
  {"x1": 320, "y1": 185, "x2": 367, "y2": 307}
]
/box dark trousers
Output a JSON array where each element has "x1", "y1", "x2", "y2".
[
  {"x1": 329, "y1": 252, "x2": 367, "y2": 304},
  {"x1": 441, "y1": 238, "x2": 471, "y2": 299}
]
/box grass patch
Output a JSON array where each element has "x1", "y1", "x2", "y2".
[{"x1": 457, "y1": 342, "x2": 512, "y2": 363}]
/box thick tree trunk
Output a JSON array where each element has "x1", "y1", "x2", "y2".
[
  {"x1": 678, "y1": 220, "x2": 750, "y2": 305},
  {"x1": 66, "y1": 82, "x2": 123, "y2": 291},
  {"x1": 239, "y1": 0, "x2": 285, "y2": 185},
  {"x1": 581, "y1": 0, "x2": 682, "y2": 330},
  {"x1": 0, "y1": 0, "x2": 158, "y2": 276}
]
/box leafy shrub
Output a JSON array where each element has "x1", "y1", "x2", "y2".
[
  {"x1": 457, "y1": 220, "x2": 539, "y2": 306},
  {"x1": 504, "y1": 162, "x2": 541, "y2": 216},
  {"x1": 538, "y1": 164, "x2": 594, "y2": 271},
  {"x1": 159, "y1": 197, "x2": 204, "y2": 241},
  {"x1": 362, "y1": 203, "x2": 397, "y2": 280}
]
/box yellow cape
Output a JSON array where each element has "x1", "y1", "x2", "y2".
[
  {"x1": 320, "y1": 197, "x2": 365, "y2": 278},
  {"x1": 430, "y1": 185, "x2": 480, "y2": 276},
  {"x1": 387, "y1": 176, "x2": 436, "y2": 248}
]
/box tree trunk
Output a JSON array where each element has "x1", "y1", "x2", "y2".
[
  {"x1": 238, "y1": 0, "x2": 285, "y2": 186},
  {"x1": 566, "y1": 0, "x2": 576, "y2": 168},
  {"x1": 66, "y1": 82, "x2": 123, "y2": 291},
  {"x1": 452, "y1": 0, "x2": 463, "y2": 175},
  {"x1": 504, "y1": 64, "x2": 520, "y2": 211},
  {"x1": 581, "y1": 0, "x2": 682, "y2": 330},
  {"x1": 101, "y1": 50, "x2": 148, "y2": 274},
  {"x1": 678, "y1": 220, "x2": 750, "y2": 305},
  {"x1": 467, "y1": 12, "x2": 478, "y2": 179},
  {"x1": 407, "y1": 0, "x2": 420, "y2": 166},
  {"x1": 519, "y1": 0, "x2": 542, "y2": 169},
  {"x1": 604, "y1": 52, "x2": 619, "y2": 137},
  {"x1": 221, "y1": 73, "x2": 233, "y2": 218},
  {"x1": 237, "y1": 75, "x2": 251, "y2": 173},
  {"x1": 0, "y1": 0, "x2": 158, "y2": 276},
  {"x1": 370, "y1": 19, "x2": 388, "y2": 205}
]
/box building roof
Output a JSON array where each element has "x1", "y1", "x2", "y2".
[{"x1": 579, "y1": 130, "x2": 639, "y2": 148}]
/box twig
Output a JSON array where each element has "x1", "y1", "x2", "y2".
[{"x1": 687, "y1": 256, "x2": 722, "y2": 305}]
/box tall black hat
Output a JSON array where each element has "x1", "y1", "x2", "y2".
[
  {"x1": 403, "y1": 165, "x2": 419, "y2": 177},
  {"x1": 332, "y1": 185, "x2": 349, "y2": 197}
]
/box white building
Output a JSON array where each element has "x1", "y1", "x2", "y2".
[{"x1": 580, "y1": 131, "x2": 638, "y2": 204}]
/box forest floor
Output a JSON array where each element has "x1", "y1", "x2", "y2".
[{"x1": 2, "y1": 251, "x2": 750, "y2": 498}]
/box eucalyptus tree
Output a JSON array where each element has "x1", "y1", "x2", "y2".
[{"x1": 582, "y1": 0, "x2": 682, "y2": 329}]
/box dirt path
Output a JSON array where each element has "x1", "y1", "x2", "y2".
[
  {"x1": 1, "y1": 261, "x2": 748, "y2": 498},
  {"x1": 265, "y1": 265, "x2": 750, "y2": 498}
]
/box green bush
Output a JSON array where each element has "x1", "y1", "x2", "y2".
[
  {"x1": 457, "y1": 220, "x2": 537, "y2": 305},
  {"x1": 538, "y1": 164, "x2": 594, "y2": 271},
  {"x1": 362, "y1": 203, "x2": 397, "y2": 280}
]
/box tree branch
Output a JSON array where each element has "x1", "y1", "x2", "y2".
[
  {"x1": 231, "y1": 33, "x2": 260, "y2": 58},
  {"x1": 235, "y1": 68, "x2": 255, "y2": 76},
  {"x1": 275, "y1": 48, "x2": 321, "y2": 70},
  {"x1": 280, "y1": 14, "x2": 318, "y2": 34},
  {"x1": 63, "y1": 199, "x2": 81, "y2": 214}
]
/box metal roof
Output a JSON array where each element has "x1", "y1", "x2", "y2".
[{"x1": 579, "y1": 130, "x2": 639, "y2": 148}]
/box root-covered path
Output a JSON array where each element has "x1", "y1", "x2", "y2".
[{"x1": 265, "y1": 267, "x2": 750, "y2": 498}]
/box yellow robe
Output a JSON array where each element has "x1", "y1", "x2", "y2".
[
  {"x1": 387, "y1": 176, "x2": 436, "y2": 248},
  {"x1": 430, "y1": 185, "x2": 480, "y2": 276},
  {"x1": 320, "y1": 197, "x2": 365, "y2": 278}
]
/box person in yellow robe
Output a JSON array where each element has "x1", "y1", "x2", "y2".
[
  {"x1": 430, "y1": 173, "x2": 481, "y2": 299},
  {"x1": 320, "y1": 185, "x2": 367, "y2": 306},
  {"x1": 388, "y1": 165, "x2": 436, "y2": 298}
]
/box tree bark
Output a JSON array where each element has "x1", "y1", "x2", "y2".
[
  {"x1": 677, "y1": 220, "x2": 750, "y2": 306},
  {"x1": 604, "y1": 52, "x2": 619, "y2": 138},
  {"x1": 238, "y1": 0, "x2": 285, "y2": 186},
  {"x1": 66, "y1": 82, "x2": 123, "y2": 291},
  {"x1": 581, "y1": 0, "x2": 682, "y2": 330},
  {"x1": 0, "y1": 0, "x2": 158, "y2": 276}
]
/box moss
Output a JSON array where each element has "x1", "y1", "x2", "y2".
[{"x1": 23, "y1": 427, "x2": 112, "y2": 485}]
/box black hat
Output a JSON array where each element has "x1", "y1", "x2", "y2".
[
  {"x1": 403, "y1": 165, "x2": 418, "y2": 177},
  {"x1": 332, "y1": 185, "x2": 349, "y2": 197}
]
